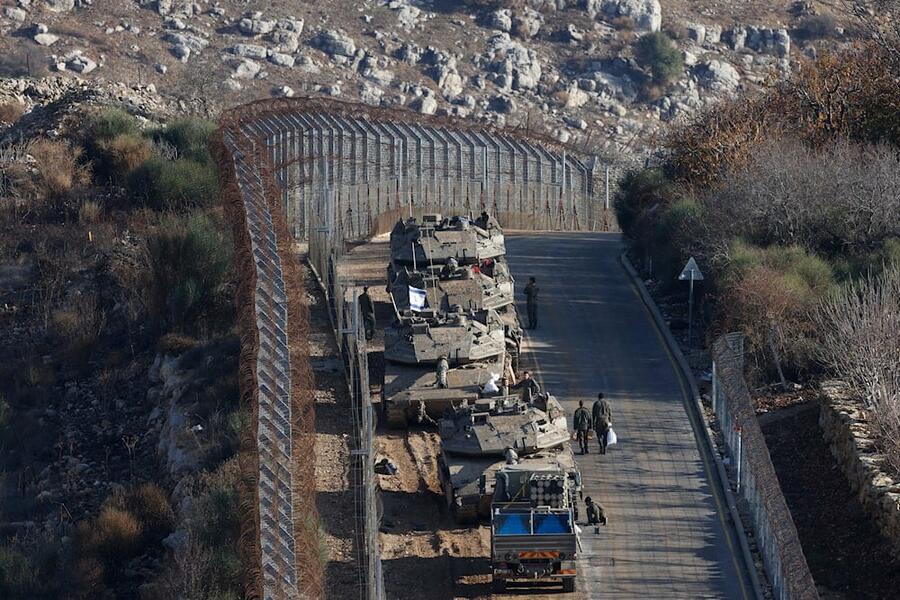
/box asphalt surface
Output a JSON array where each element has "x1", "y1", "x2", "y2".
[{"x1": 506, "y1": 232, "x2": 752, "y2": 600}]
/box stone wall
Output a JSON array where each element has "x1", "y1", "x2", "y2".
[{"x1": 819, "y1": 382, "x2": 900, "y2": 559}]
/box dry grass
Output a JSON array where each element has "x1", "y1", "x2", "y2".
[
  {"x1": 78, "y1": 507, "x2": 143, "y2": 562},
  {"x1": 30, "y1": 138, "x2": 91, "y2": 199},
  {"x1": 107, "y1": 483, "x2": 176, "y2": 543},
  {"x1": 102, "y1": 134, "x2": 154, "y2": 181},
  {"x1": 0, "y1": 101, "x2": 25, "y2": 125},
  {"x1": 79, "y1": 199, "x2": 103, "y2": 224}
]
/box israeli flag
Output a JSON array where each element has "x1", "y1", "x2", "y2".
[{"x1": 409, "y1": 286, "x2": 427, "y2": 312}]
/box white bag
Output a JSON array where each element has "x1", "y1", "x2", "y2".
[
  {"x1": 606, "y1": 428, "x2": 618, "y2": 446},
  {"x1": 482, "y1": 373, "x2": 500, "y2": 394}
]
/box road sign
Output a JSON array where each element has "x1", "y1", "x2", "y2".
[
  {"x1": 678, "y1": 257, "x2": 703, "y2": 351},
  {"x1": 678, "y1": 257, "x2": 704, "y2": 281}
]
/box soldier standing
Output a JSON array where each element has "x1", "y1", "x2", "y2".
[
  {"x1": 573, "y1": 400, "x2": 592, "y2": 455},
  {"x1": 592, "y1": 393, "x2": 613, "y2": 454},
  {"x1": 524, "y1": 277, "x2": 538, "y2": 330},
  {"x1": 359, "y1": 286, "x2": 376, "y2": 341}
]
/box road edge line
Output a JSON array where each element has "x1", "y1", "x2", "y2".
[{"x1": 620, "y1": 253, "x2": 764, "y2": 600}]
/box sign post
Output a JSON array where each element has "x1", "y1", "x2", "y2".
[{"x1": 678, "y1": 257, "x2": 704, "y2": 351}]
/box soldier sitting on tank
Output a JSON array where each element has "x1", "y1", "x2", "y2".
[
  {"x1": 440, "y1": 257, "x2": 460, "y2": 278},
  {"x1": 510, "y1": 370, "x2": 540, "y2": 404},
  {"x1": 584, "y1": 497, "x2": 608, "y2": 527}
]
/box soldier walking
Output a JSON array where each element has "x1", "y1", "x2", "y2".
[
  {"x1": 524, "y1": 276, "x2": 539, "y2": 329},
  {"x1": 592, "y1": 393, "x2": 613, "y2": 454},
  {"x1": 573, "y1": 400, "x2": 592, "y2": 455},
  {"x1": 359, "y1": 286, "x2": 376, "y2": 341}
]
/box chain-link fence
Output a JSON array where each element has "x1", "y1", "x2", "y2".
[
  {"x1": 711, "y1": 334, "x2": 819, "y2": 600},
  {"x1": 218, "y1": 96, "x2": 620, "y2": 600}
]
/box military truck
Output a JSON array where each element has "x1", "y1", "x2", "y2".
[
  {"x1": 436, "y1": 394, "x2": 578, "y2": 523},
  {"x1": 382, "y1": 308, "x2": 512, "y2": 428},
  {"x1": 490, "y1": 463, "x2": 581, "y2": 593}
]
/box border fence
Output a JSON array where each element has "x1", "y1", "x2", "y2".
[
  {"x1": 218, "y1": 96, "x2": 618, "y2": 600},
  {"x1": 711, "y1": 334, "x2": 819, "y2": 600}
]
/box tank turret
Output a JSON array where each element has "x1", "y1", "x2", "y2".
[
  {"x1": 390, "y1": 213, "x2": 506, "y2": 266},
  {"x1": 387, "y1": 261, "x2": 514, "y2": 313},
  {"x1": 384, "y1": 309, "x2": 506, "y2": 366}
]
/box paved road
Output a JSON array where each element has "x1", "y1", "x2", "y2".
[{"x1": 506, "y1": 233, "x2": 752, "y2": 600}]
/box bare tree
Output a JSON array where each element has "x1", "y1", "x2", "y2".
[
  {"x1": 815, "y1": 265, "x2": 900, "y2": 473},
  {"x1": 843, "y1": 0, "x2": 900, "y2": 65}
]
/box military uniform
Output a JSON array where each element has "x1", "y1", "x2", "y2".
[
  {"x1": 573, "y1": 405, "x2": 592, "y2": 454},
  {"x1": 524, "y1": 281, "x2": 538, "y2": 329},
  {"x1": 592, "y1": 398, "x2": 612, "y2": 454},
  {"x1": 359, "y1": 289, "x2": 376, "y2": 341}
]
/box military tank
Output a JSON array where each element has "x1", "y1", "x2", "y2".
[
  {"x1": 390, "y1": 213, "x2": 506, "y2": 267},
  {"x1": 437, "y1": 393, "x2": 577, "y2": 523},
  {"x1": 387, "y1": 261, "x2": 514, "y2": 313},
  {"x1": 382, "y1": 308, "x2": 512, "y2": 428}
]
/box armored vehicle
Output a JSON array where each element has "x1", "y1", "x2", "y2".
[
  {"x1": 437, "y1": 394, "x2": 578, "y2": 523},
  {"x1": 382, "y1": 308, "x2": 511, "y2": 428},
  {"x1": 383, "y1": 308, "x2": 506, "y2": 365},
  {"x1": 387, "y1": 261, "x2": 514, "y2": 313},
  {"x1": 390, "y1": 213, "x2": 506, "y2": 267}
]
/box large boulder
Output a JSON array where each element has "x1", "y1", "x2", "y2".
[
  {"x1": 487, "y1": 9, "x2": 513, "y2": 32},
  {"x1": 45, "y1": 0, "x2": 75, "y2": 13},
  {"x1": 482, "y1": 32, "x2": 542, "y2": 91},
  {"x1": 695, "y1": 60, "x2": 740, "y2": 93},
  {"x1": 586, "y1": 0, "x2": 661, "y2": 32},
  {"x1": 312, "y1": 29, "x2": 357, "y2": 58},
  {"x1": 512, "y1": 8, "x2": 543, "y2": 39}
]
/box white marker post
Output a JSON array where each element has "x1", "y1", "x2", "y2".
[{"x1": 678, "y1": 256, "x2": 704, "y2": 351}]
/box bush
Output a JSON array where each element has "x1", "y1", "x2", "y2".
[
  {"x1": 634, "y1": 31, "x2": 684, "y2": 85},
  {"x1": 30, "y1": 139, "x2": 91, "y2": 202},
  {"x1": 78, "y1": 507, "x2": 143, "y2": 563},
  {"x1": 127, "y1": 157, "x2": 218, "y2": 211},
  {"x1": 156, "y1": 118, "x2": 217, "y2": 163},
  {"x1": 614, "y1": 168, "x2": 675, "y2": 235},
  {"x1": 815, "y1": 266, "x2": 900, "y2": 474},
  {"x1": 101, "y1": 134, "x2": 154, "y2": 183},
  {"x1": 89, "y1": 108, "x2": 141, "y2": 141},
  {"x1": 794, "y1": 14, "x2": 836, "y2": 40},
  {"x1": 106, "y1": 483, "x2": 176, "y2": 544},
  {"x1": 0, "y1": 101, "x2": 25, "y2": 125},
  {"x1": 146, "y1": 213, "x2": 233, "y2": 334}
]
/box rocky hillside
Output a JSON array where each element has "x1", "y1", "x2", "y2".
[{"x1": 0, "y1": 0, "x2": 858, "y2": 158}]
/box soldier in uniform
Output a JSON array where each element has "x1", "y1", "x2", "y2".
[
  {"x1": 573, "y1": 400, "x2": 592, "y2": 454},
  {"x1": 524, "y1": 277, "x2": 538, "y2": 329},
  {"x1": 585, "y1": 496, "x2": 608, "y2": 527},
  {"x1": 359, "y1": 286, "x2": 376, "y2": 341},
  {"x1": 510, "y1": 370, "x2": 540, "y2": 404},
  {"x1": 592, "y1": 392, "x2": 613, "y2": 454}
]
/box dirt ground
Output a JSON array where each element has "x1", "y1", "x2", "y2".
[
  {"x1": 761, "y1": 400, "x2": 900, "y2": 600},
  {"x1": 307, "y1": 262, "x2": 358, "y2": 599}
]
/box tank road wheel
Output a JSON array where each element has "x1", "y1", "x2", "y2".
[
  {"x1": 385, "y1": 402, "x2": 409, "y2": 429},
  {"x1": 492, "y1": 577, "x2": 506, "y2": 593},
  {"x1": 562, "y1": 577, "x2": 576, "y2": 593}
]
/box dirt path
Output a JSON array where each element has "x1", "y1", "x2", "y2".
[{"x1": 306, "y1": 264, "x2": 357, "y2": 598}]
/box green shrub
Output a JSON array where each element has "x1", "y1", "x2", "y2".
[
  {"x1": 634, "y1": 32, "x2": 684, "y2": 85},
  {"x1": 614, "y1": 168, "x2": 675, "y2": 235},
  {"x1": 794, "y1": 14, "x2": 835, "y2": 41},
  {"x1": 89, "y1": 108, "x2": 141, "y2": 141},
  {"x1": 127, "y1": 157, "x2": 218, "y2": 211},
  {"x1": 156, "y1": 118, "x2": 217, "y2": 163},
  {"x1": 146, "y1": 213, "x2": 233, "y2": 334}
]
